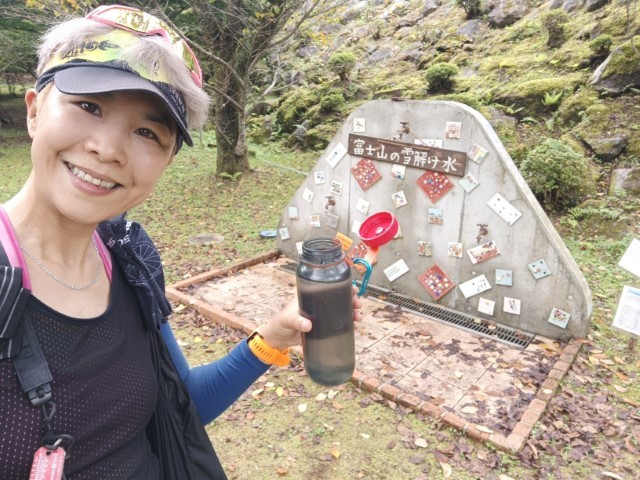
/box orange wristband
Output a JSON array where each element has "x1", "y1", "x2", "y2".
[{"x1": 247, "y1": 330, "x2": 290, "y2": 367}]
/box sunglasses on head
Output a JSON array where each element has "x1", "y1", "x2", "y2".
[{"x1": 86, "y1": 5, "x2": 203, "y2": 88}]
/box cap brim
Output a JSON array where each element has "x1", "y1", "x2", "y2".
[{"x1": 53, "y1": 66, "x2": 192, "y2": 147}]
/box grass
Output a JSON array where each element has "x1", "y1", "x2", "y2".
[{"x1": 1, "y1": 130, "x2": 639, "y2": 478}]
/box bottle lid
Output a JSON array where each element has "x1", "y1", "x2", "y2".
[{"x1": 359, "y1": 211, "x2": 399, "y2": 247}]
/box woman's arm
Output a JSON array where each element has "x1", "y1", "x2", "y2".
[{"x1": 161, "y1": 322, "x2": 269, "y2": 424}]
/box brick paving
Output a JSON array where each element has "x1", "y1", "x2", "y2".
[{"x1": 166, "y1": 251, "x2": 582, "y2": 452}]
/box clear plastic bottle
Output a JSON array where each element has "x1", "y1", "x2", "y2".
[{"x1": 296, "y1": 237, "x2": 355, "y2": 386}]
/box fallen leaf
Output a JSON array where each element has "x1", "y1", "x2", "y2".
[
  {"x1": 461, "y1": 406, "x2": 478, "y2": 414},
  {"x1": 360, "y1": 433, "x2": 370, "y2": 439},
  {"x1": 316, "y1": 393, "x2": 327, "y2": 401},
  {"x1": 298, "y1": 403, "x2": 307, "y2": 413},
  {"x1": 332, "y1": 400, "x2": 344, "y2": 410},
  {"x1": 330, "y1": 447, "x2": 341, "y2": 459},
  {"x1": 276, "y1": 466, "x2": 288, "y2": 476},
  {"x1": 251, "y1": 388, "x2": 264, "y2": 397},
  {"x1": 476, "y1": 425, "x2": 494, "y2": 434},
  {"x1": 600, "y1": 472, "x2": 624, "y2": 480},
  {"x1": 276, "y1": 387, "x2": 284, "y2": 397},
  {"x1": 193, "y1": 336, "x2": 202, "y2": 343},
  {"x1": 454, "y1": 371, "x2": 463, "y2": 379},
  {"x1": 415, "y1": 438, "x2": 428, "y2": 448}
]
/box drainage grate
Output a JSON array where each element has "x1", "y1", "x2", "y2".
[{"x1": 278, "y1": 261, "x2": 534, "y2": 349}]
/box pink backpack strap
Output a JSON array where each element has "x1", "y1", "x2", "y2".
[
  {"x1": 93, "y1": 231, "x2": 113, "y2": 283},
  {"x1": 0, "y1": 206, "x2": 31, "y2": 289}
]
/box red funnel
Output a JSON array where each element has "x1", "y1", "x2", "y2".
[{"x1": 359, "y1": 211, "x2": 399, "y2": 247}]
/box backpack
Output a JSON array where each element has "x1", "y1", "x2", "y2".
[{"x1": 0, "y1": 216, "x2": 227, "y2": 479}]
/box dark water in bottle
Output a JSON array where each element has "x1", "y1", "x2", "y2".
[{"x1": 298, "y1": 277, "x2": 355, "y2": 386}]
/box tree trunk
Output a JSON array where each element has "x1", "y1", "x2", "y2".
[{"x1": 214, "y1": 70, "x2": 250, "y2": 176}]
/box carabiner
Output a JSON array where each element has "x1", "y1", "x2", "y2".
[{"x1": 352, "y1": 258, "x2": 372, "y2": 296}]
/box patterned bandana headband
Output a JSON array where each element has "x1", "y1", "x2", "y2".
[
  {"x1": 85, "y1": 4, "x2": 203, "y2": 88},
  {"x1": 35, "y1": 5, "x2": 204, "y2": 148}
]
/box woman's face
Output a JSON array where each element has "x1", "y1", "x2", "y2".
[{"x1": 25, "y1": 85, "x2": 177, "y2": 226}]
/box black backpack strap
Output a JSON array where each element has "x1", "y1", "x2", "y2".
[
  {"x1": 0, "y1": 240, "x2": 53, "y2": 406},
  {"x1": 13, "y1": 314, "x2": 53, "y2": 405},
  {"x1": 0, "y1": 265, "x2": 31, "y2": 359}
]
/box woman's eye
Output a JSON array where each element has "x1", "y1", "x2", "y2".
[
  {"x1": 136, "y1": 128, "x2": 159, "y2": 141},
  {"x1": 79, "y1": 101, "x2": 101, "y2": 115}
]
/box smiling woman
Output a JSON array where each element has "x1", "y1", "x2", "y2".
[{"x1": 0, "y1": 5, "x2": 362, "y2": 480}]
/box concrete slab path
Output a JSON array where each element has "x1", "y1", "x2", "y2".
[{"x1": 166, "y1": 252, "x2": 582, "y2": 452}]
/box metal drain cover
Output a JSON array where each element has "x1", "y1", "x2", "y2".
[{"x1": 279, "y1": 260, "x2": 533, "y2": 349}]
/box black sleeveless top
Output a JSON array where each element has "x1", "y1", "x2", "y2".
[{"x1": 0, "y1": 261, "x2": 159, "y2": 479}]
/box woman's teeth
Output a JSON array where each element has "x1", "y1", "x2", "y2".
[{"x1": 68, "y1": 163, "x2": 116, "y2": 189}]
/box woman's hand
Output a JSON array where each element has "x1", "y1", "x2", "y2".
[{"x1": 257, "y1": 285, "x2": 363, "y2": 351}]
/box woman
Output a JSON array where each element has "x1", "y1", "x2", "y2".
[{"x1": 0, "y1": 5, "x2": 361, "y2": 479}]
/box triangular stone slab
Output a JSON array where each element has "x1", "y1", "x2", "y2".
[{"x1": 276, "y1": 100, "x2": 592, "y2": 341}]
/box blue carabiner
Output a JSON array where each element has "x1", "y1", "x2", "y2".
[{"x1": 352, "y1": 258, "x2": 372, "y2": 297}]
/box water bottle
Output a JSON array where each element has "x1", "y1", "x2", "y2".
[{"x1": 297, "y1": 236, "x2": 355, "y2": 386}]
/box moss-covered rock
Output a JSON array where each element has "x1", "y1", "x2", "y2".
[
  {"x1": 430, "y1": 92, "x2": 482, "y2": 109},
  {"x1": 572, "y1": 103, "x2": 630, "y2": 161},
  {"x1": 589, "y1": 36, "x2": 640, "y2": 95},
  {"x1": 556, "y1": 87, "x2": 600, "y2": 125},
  {"x1": 493, "y1": 75, "x2": 583, "y2": 118},
  {"x1": 275, "y1": 87, "x2": 321, "y2": 132},
  {"x1": 609, "y1": 167, "x2": 640, "y2": 198},
  {"x1": 303, "y1": 122, "x2": 341, "y2": 150},
  {"x1": 501, "y1": 18, "x2": 540, "y2": 42}
]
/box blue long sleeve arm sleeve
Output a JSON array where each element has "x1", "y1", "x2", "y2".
[{"x1": 160, "y1": 322, "x2": 269, "y2": 424}]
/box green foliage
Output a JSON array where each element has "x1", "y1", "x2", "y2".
[
  {"x1": 541, "y1": 90, "x2": 563, "y2": 110},
  {"x1": 493, "y1": 75, "x2": 583, "y2": 118},
  {"x1": 454, "y1": 0, "x2": 482, "y2": 19},
  {"x1": 0, "y1": 5, "x2": 43, "y2": 88},
  {"x1": 589, "y1": 34, "x2": 613, "y2": 56},
  {"x1": 520, "y1": 139, "x2": 597, "y2": 210},
  {"x1": 275, "y1": 87, "x2": 320, "y2": 132},
  {"x1": 560, "y1": 195, "x2": 640, "y2": 237},
  {"x1": 319, "y1": 92, "x2": 345, "y2": 112},
  {"x1": 540, "y1": 10, "x2": 569, "y2": 48},
  {"x1": 217, "y1": 171, "x2": 243, "y2": 181},
  {"x1": 327, "y1": 51, "x2": 357, "y2": 84},
  {"x1": 424, "y1": 62, "x2": 459, "y2": 93}
]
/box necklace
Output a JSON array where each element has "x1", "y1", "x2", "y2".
[{"x1": 20, "y1": 239, "x2": 102, "y2": 291}]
